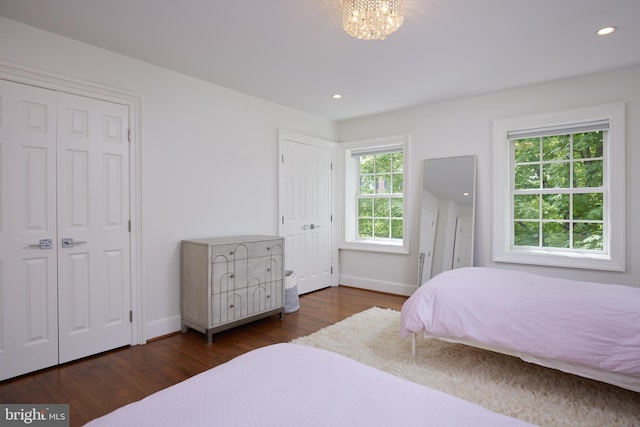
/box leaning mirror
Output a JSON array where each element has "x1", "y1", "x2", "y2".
[{"x1": 418, "y1": 155, "x2": 477, "y2": 285}]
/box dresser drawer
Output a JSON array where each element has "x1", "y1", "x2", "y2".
[
  {"x1": 211, "y1": 253, "x2": 283, "y2": 294},
  {"x1": 210, "y1": 240, "x2": 282, "y2": 263}
]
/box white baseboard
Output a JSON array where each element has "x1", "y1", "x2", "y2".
[
  {"x1": 143, "y1": 278, "x2": 415, "y2": 342},
  {"x1": 339, "y1": 274, "x2": 416, "y2": 296},
  {"x1": 144, "y1": 315, "x2": 182, "y2": 342}
]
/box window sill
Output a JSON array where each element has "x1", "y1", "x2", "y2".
[
  {"x1": 493, "y1": 248, "x2": 624, "y2": 272},
  {"x1": 340, "y1": 239, "x2": 409, "y2": 255}
]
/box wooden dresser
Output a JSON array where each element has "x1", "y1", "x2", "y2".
[{"x1": 181, "y1": 235, "x2": 284, "y2": 343}]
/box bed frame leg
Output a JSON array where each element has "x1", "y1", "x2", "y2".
[{"x1": 411, "y1": 333, "x2": 416, "y2": 357}]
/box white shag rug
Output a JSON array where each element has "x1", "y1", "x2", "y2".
[{"x1": 291, "y1": 307, "x2": 640, "y2": 427}]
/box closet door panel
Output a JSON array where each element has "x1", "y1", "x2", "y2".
[
  {"x1": 57, "y1": 92, "x2": 131, "y2": 364},
  {"x1": 0, "y1": 79, "x2": 58, "y2": 381}
]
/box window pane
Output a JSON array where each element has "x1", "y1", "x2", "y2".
[
  {"x1": 376, "y1": 154, "x2": 392, "y2": 173},
  {"x1": 360, "y1": 175, "x2": 375, "y2": 194},
  {"x1": 358, "y1": 218, "x2": 373, "y2": 238},
  {"x1": 376, "y1": 175, "x2": 391, "y2": 194},
  {"x1": 391, "y1": 219, "x2": 403, "y2": 239},
  {"x1": 392, "y1": 152, "x2": 403, "y2": 173},
  {"x1": 374, "y1": 219, "x2": 389, "y2": 238},
  {"x1": 574, "y1": 160, "x2": 603, "y2": 187},
  {"x1": 353, "y1": 146, "x2": 404, "y2": 244},
  {"x1": 373, "y1": 198, "x2": 390, "y2": 217},
  {"x1": 358, "y1": 198, "x2": 373, "y2": 217},
  {"x1": 360, "y1": 155, "x2": 375, "y2": 174},
  {"x1": 543, "y1": 162, "x2": 570, "y2": 188},
  {"x1": 514, "y1": 194, "x2": 539, "y2": 219},
  {"x1": 542, "y1": 222, "x2": 570, "y2": 248},
  {"x1": 392, "y1": 173, "x2": 403, "y2": 193},
  {"x1": 514, "y1": 164, "x2": 540, "y2": 189},
  {"x1": 573, "y1": 131, "x2": 603, "y2": 159},
  {"x1": 542, "y1": 194, "x2": 569, "y2": 219},
  {"x1": 514, "y1": 138, "x2": 539, "y2": 163},
  {"x1": 574, "y1": 223, "x2": 603, "y2": 250},
  {"x1": 542, "y1": 135, "x2": 570, "y2": 161},
  {"x1": 514, "y1": 221, "x2": 539, "y2": 246},
  {"x1": 390, "y1": 197, "x2": 403, "y2": 217},
  {"x1": 573, "y1": 193, "x2": 603, "y2": 220}
]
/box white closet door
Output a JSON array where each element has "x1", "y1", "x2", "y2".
[
  {"x1": 280, "y1": 139, "x2": 333, "y2": 294},
  {"x1": 57, "y1": 93, "x2": 131, "y2": 363},
  {"x1": 0, "y1": 79, "x2": 59, "y2": 380}
]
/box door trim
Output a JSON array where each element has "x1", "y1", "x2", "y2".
[
  {"x1": 278, "y1": 129, "x2": 339, "y2": 288},
  {"x1": 0, "y1": 61, "x2": 144, "y2": 345}
]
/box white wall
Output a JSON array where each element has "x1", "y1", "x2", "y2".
[
  {"x1": 0, "y1": 17, "x2": 335, "y2": 340},
  {"x1": 337, "y1": 65, "x2": 640, "y2": 292}
]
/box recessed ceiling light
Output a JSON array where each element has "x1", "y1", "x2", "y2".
[
  {"x1": 332, "y1": 94, "x2": 342, "y2": 99},
  {"x1": 463, "y1": 192, "x2": 470, "y2": 196},
  {"x1": 596, "y1": 26, "x2": 616, "y2": 36}
]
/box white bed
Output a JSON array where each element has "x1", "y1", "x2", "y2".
[
  {"x1": 400, "y1": 267, "x2": 640, "y2": 393},
  {"x1": 85, "y1": 343, "x2": 534, "y2": 426}
]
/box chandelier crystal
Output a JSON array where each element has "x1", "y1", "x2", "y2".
[{"x1": 343, "y1": 0, "x2": 404, "y2": 40}]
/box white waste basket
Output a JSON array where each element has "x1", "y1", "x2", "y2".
[{"x1": 284, "y1": 270, "x2": 300, "y2": 313}]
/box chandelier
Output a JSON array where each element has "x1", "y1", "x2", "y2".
[{"x1": 343, "y1": 0, "x2": 404, "y2": 40}]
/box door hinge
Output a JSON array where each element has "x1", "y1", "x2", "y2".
[
  {"x1": 282, "y1": 216, "x2": 284, "y2": 225},
  {"x1": 128, "y1": 129, "x2": 132, "y2": 142},
  {"x1": 331, "y1": 266, "x2": 333, "y2": 274},
  {"x1": 330, "y1": 214, "x2": 333, "y2": 222},
  {"x1": 129, "y1": 310, "x2": 133, "y2": 323},
  {"x1": 281, "y1": 154, "x2": 284, "y2": 163},
  {"x1": 128, "y1": 220, "x2": 132, "y2": 232}
]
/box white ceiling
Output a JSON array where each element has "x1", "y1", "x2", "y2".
[{"x1": 1, "y1": 0, "x2": 639, "y2": 121}]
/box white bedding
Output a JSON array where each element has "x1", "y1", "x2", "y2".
[
  {"x1": 85, "y1": 343, "x2": 534, "y2": 427},
  {"x1": 400, "y1": 267, "x2": 640, "y2": 392}
]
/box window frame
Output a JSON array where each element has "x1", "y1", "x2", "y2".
[
  {"x1": 340, "y1": 134, "x2": 410, "y2": 254},
  {"x1": 492, "y1": 102, "x2": 625, "y2": 271}
]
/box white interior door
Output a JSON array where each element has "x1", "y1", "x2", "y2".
[
  {"x1": 0, "y1": 80, "x2": 132, "y2": 380},
  {"x1": 57, "y1": 93, "x2": 131, "y2": 363},
  {"x1": 418, "y1": 206, "x2": 438, "y2": 285},
  {"x1": 453, "y1": 216, "x2": 473, "y2": 269},
  {"x1": 0, "y1": 79, "x2": 59, "y2": 380},
  {"x1": 279, "y1": 133, "x2": 335, "y2": 294}
]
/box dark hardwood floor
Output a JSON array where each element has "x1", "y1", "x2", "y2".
[{"x1": 0, "y1": 286, "x2": 407, "y2": 426}]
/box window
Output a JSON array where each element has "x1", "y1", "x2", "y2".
[
  {"x1": 340, "y1": 135, "x2": 410, "y2": 253},
  {"x1": 356, "y1": 149, "x2": 404, "y2": 240},
  {"x1": 493, "y1": 103, "x2": 625, "y2": 271}
]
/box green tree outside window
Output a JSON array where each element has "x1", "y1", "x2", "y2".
[
  {"x1": 512, "y1": 131, "x2": 604, "y2": 251},
  {"x1": 357, "y1": 152, "x2": 403, "y2": 240}
]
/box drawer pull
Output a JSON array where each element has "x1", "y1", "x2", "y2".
[
  {"x1": 229, "y1": 274, "x2": 235, "y2": 278},
  {"x1": 266, "y1": 295, "x2": 271, "y2": 299},
  {"x1": 266, "y1": 268, "x2": 271, "y2": 272},
  {"x1": 229, "y1": 304, "x2": 235, "y2": 308},
  {"x1": 229, "y1": 251, "x2": 234, "y2": 255}
]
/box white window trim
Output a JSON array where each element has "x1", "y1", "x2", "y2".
[
  {"x1": 492, "y1": 102, "x2": 625, "y2": 271},
  {"x1": 339, "y1": 134, "x2": 411, "y2": 254}
]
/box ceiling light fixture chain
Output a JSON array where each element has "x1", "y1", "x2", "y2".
[{"x1": 343, "y1": 0, "x2": 405, "y2": 40}]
